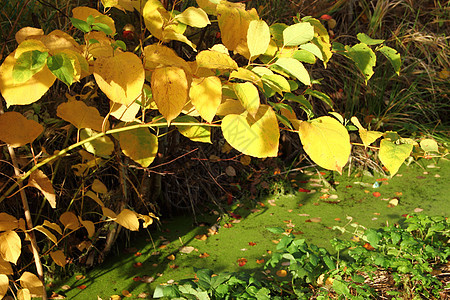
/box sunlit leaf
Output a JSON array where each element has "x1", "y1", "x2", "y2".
[
  {"x1": 230, "y1": 68, "x2": 262, "y2": 88},
  {"x1": 47, "y1": 53, "x2": 75, "y2": 87},
  {"x1": 217, "y1": 1, "x2": 259, "y2": 59},
  {"x1": 42, "y1": 220, "x2": 62, "y2": 235},
  {"x1": 175, "y1": 115, "x2": 211, "y2": 143},
  {"x1": 94, "y1": 52, "x2": 145, "y2": 105},
  {"x1": 196, "y1": 0, "x2": 218, "y2": 15},
  {"x1": 379, "y1": 139, "x2": 413, "y2": 176},
  {"x1": 102, "y1": 207, "x2": 116, "y2": 219},
  {"x1": 115, "y1": 209, "x2": 139, "y2": 231},
  {"x1": 80, "y1": 128, "x2": 115, "y2": 158},
  {"x1": 346, "y1": 43, "x2": 376, "y2": 84},
  {"x1": 298, "y1": 116, "x2": 351, "y2": 173},
  {"x1": 19, "y1": 272, "x2": 44, "y2": 297},
  {"x1": 175, "y1": 7, "x2": 210, "y2": 28},
  {"x1": 59, "y1": 212, "x2": 80, "y2": 231},
  {"x1": 0, "y1": 257, "x2": 13, "y2": 275},
  {"x1": 110, "y1": 101, "x2": 140, "y2": 122},
  {"x1": 0, "y1": 274, "x2": 8, "y2": 298},
  {"x1": 261, "y1": 74, "x2": 290, "y2": 95},
  {"x1": 273, "y1": 57, "x2": 310, "y2": 85},
  {"x1": 350, "y1": 116, "x2": 383, "y2": 147},
  {"x1": 221, "y1": 105, "x2": 279, "y2": 158},
  {"x1": 196, "y1": 50, "x2": 238, "y2": 70},
  {"x1": 356, "y1": 33, "x2": 384, "y2": 45},
  {"x1": 12, "y1": 50, "x2": 48, "y2": 83},
  {"x1": 282, "y1": 22, "x2": 314, "y2": 46},
  {"x1": 0, "y1": 213, "x2": 19, "y2": 232},
  {"x1": 247, "y1": 20, "x2": 270, "y2": 59},
  {"x1": 378, "y1": 46, "x2": 401, "y2": 75},
  {"x1": 34, "y1": 225, "x2": 58, "y2": 244},
  {"x1": 50, "y1": 250, "x2": 66, "y2": 267},
  {"x1": 115, "y1": 124, "x2": 158, "y2": 167},
  {"x1": 17, "y1": 288, "x2": 31, "y2": 300},
  {"x1": 79, "y1": 217, "x2": 95, "y2": 238},
  {"x1": 0, "y1": 52, "x2": 56, "y2": 106},
  {"x1": 151, "y1": 66, "x2": 188, "y2": 124},
  {"x1": 15, "y1": 27, "x2": 44, "y2": 44},
  {"x1": 233, "y1": 82, "x2": 260, "y2": 118},
  {"x1": 142, "y1": 0, "x2": 167, "y2": 41},
  {"x1": 420, "y1": 138, "x2": 439, "y2": 152},
  {"x1": 0, "y1": 231, "x2": 21, "y2": 264},
  {"x1": 216, "y1": 99, "x2": 246, "y2": 116},
  {"x1": 72, "y1": 6, "x2": 116, "y2": 35},
  {"x1": 28, "y1": 169, "x2": 56, "y2": 208},
  {"x1": 0, "y1": 112, "x2": 43, "y2": 147},
  {"x1": 190, "y1": 76, "x2": 222, "y2": 122},
  {"x1": 143, "y1": 44, "x2": 191, "y2": 75}
]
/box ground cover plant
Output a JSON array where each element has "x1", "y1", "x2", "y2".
[{"x1": 0, "y1": 0, "x2": 448, "y2": 299}]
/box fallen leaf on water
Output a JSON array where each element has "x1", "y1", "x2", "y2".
[
  {"x1": 276, "y1": 270, "x2": 287, "y2": 277},
  {"x1": 395, "y1": 192, "x2": 402, "y2": 196},
  {"x1": 288, "y1": 209, "x2": 293, "y2": 212},
  {"x1": 169, "y1": 264, "x2": 179, "y2": 269},
  {"x1": 134, "y1": 252, "x2": 142, "y2": 257},
  {"x1": 110, "y1": 295, "x2": 121, "y2": 300},
  {"x1": 75, "y1": 275, "x2": 85, "y2": 280},
  {"x1": 309, "y1": 183, "x2": 323, "y2": 187},
  {"x1": 298, "y1": 188, "x2": 310, "y2": 192},
  {"x1": 167, "y1": 254, "x2": 176, "y2": 261},
  {"x1": 223, "y1": 223, "x2": 232, "y2": 228},
  {"x1": 141, "y1": 276, "x2": 155, "y2": 283},
  {"x1": 320, "y1": 188, "x2": 329, "y2": 193},
  {"x1": 250, "y1": 208, "x2": 261, "y2": 213},
  {"x1": 328, "y1": 194, "x2": 338, "y2": 199},
  {"x1": 388, "y1": 198, "x2": 399, "y2": 207},
  {"x1": 334, "y1": 218, "x2": 341, "y2": 221},
  {"x1": 240, "y1": 248, "x2": 248, "y2": 251},
  {"x1": 373, "y1": 192, "x2": 381, "y2": 197},
  {"x1": 376, "y1": 178, "x2": 388, "y2": 182},
  {"x1": 77, "y1": 285, "x2": 87, "y2": 289},
  {"x1": 292, "y1": 231, "x2": 304, "y2": 235},
  {"x1": 320, "y1": 194, "x2": 329, "y2": 199},
  {"x1": 167, "y1": 279, "x2": 175, "y2": 284},
  {"x1": 61, "y1": 285, "x2": 71, "y2": 290},
  {"x1": 414, "y1": 207, "x2": 423, "y2": 213},
  {"x1": 229, "y1": 212, "x2": 241, "y2": 219},
  {"x1": 179, "y1": 246, "x2": 195, "y2": 254},
  {"x1": 138, "y1": 293, "x2": 149, "y2": 298},
  {"x1": 199, "y1": 252, "x2": 210, "y2": 258},
  {"x1": 133, "y1": 262, "x2": 143, "y2": 268},
  {"x1": 248, "y1": 242, "x2": 257, "y2": 246},
  {"x1": 305, "y1": 217, "x2": 321, "y2": 223},
  {"x1": 396, "y1": 174, "x2": 403, "y2": 177},
  {"x1": 231, "y1": 219, "x2": 241, "y2": 223},
  {"x1": 346, "y1": 185, "x2": 352, "y2": 188},
  {"x1": 237, "y1": 258, "x2": 247, "y2": 266},
  {"x1": 122, "y1": 290, "x2": 132, "y2": 297},
  {"x1": 372, "y1": 217, "x2": 378, "y2": 220},
  {"x1": 195, "y1": 234, "x2": 207, "y2": 240},
  {"x1": 434, "y1": 174, "x2": 440, "y2": 178},
  {"x1": 256, "y1": 259, "x2": 265, "y2": 264},
  {"x1": 268, "y1": 199, "x2": 276, "y2": 206},
  {"x1": 298, "y1": 213, "x2": 310, "y2": 217},
  {"x1": 133, "y1": 276, "x2": 141, "y2": 282},
  {"x1": 49, "y1": 292, "x2": 65, "y2": 299},
  {"x1": 272, "y1": 239, "x2": 280, "y2": 244},
  {"x1": 364, "y1": 190, "x2": 370, "y2": 193},
  {"x1": 373, "y1": 212, "x2": 380, "y2": 215},
  {"x1": 351, "y1": 235, "x2": 360, "y2": 242}
]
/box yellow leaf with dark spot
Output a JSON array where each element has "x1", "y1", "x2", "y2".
[
  {"x1": 0, "y1": 112, "x2": 43, "y2": 147},
  {"x1": 151, "y1": 66, "x2": 188, "y2": 124}
]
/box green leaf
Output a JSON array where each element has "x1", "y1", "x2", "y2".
[
  {"x1": 284, "y1": 93, "x2": 313, "y2": 118},
  {"x1": 299, "y1": 43, "x2": 323, "y2": 60},
  {"x1": 333, "y1": 279, "x2": 350, "y2": 296},
  {"x1": 175, "y1": 115, "x2": 211, "y2": 143},
  {"x1": 113, "y1": 40, "x2": 127, "y2": 51},
  {"x1": 269, "y1": 23, "x2": 287, "y2": 47},
  {"x1": 86, "y1": 15, "x2": 95, "y2": 26},
  {"x1": 70, "y1": 17, "x2": 91, "y2": 33},
  {"x1": 323, "y1": 256, "x2": 335, "y2": 270},
  {"x1": 304, "y1": 89, "x2": 333, "y2": 108},
  {"x1": 273, "y1": 57, "x2": 310, "y2": 85},
  {"x1": 92, "y1": 22, "x2": 113, "y2": 35},
  {"x1": 282, "y1": 22, "x2": 314, "y2": 47},
  {"x1": 379, "y1": 138, "x2": 413, "y2": 176},
  {"x1": 292, "y1": 49, "x2": 316, "y2": 64},
  {"x1": 346, "y1": 43, "x2": 376, "y2": 84},
  {"x1": 266, "y1": 227, "x2": 285, "y2": 234},
  {"x1": 80, "y1": 128, "x2": 114, "y2": 158},
  {"x1": 12, "y1": 50, "x2": 48, "y2": 83},
  {"x1": 47, "y1": 53, "x2": 75, "y2": 87},
  {"x1": 247, "y1": 20, "x2": 270, "y2": 59},
  {"x1": 261, "y1": 74, "x2": 290, "y2": 95},
  {"x1": 378, "y1": 46, "x2": 401, "y2": 75},
  {"x1": 365, "y1": 229, "x2": 380, "y2": 248},
  {"x1": 356, "y1": 33, "x2": 384, "y2": 45}
]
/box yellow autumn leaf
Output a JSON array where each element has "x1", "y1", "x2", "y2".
[
  {"x1": 50, "y1": 250, "x2": 66, "y2": 267},
  {"x1": 85, "y1": 31, "x2": 114, "y2": 58},
  {"x1": 72, "y1": 6, "x2": 116, "y2": 35},
  {"x1": 196, "y1": 50, "x2": 238, "y2": 70},
  {"x1": 247, "y1": 19, "x2": 270, "y2": 59},
  {"x1": 0, "y1": 230, "x2": 21, "y2": 264},
  {"x1": 115, "y1": 125, "x2": 159, "y2": 167},
  {"x1": 28, "y1": 169, "x2": 56, "y2": 209},
  {"x1": 57, "y1": 100, "x2": 108, "y2": 131},
  {"x1": 80, "y1": 128, "x2": 115, "y2": 158},
  {"x1": 92, "y1": 179, "x2": 108, "y2": 194},
  {"x1": 216, "y1": 99, "x2": 246, "y2": 116},
  {"x1": 42, "y1": 220, "x2": 62, "y2": 235},
  {"x1": 45, "y1": 30, "x2": 83, "y2": 53},
  {"x1": 115, "y1": 209, "x2": 140, "y2": 231},
  {"x1": 110, "y1": 101, "x2": 141, "y2": 122},
  {"x1": 142, "y1": 0, "x2": 167, "y2": 41},
  {"x1": 350, "y1": 116, "x2": 383, "y2": 147},
  {"x1": 175, "y1": 7, "x2": 210, "y2": 28},
  {"x1": 195, "y1": 0, "x2": 218, "y2": 15},
  {"x1": 230, "y1": 68, "x2": 263, "y2": 88},
  {"x1": 19, "y1": 272, "x2": 44, "y2": 297},
  {"x1": 14, "y1": 39, "x2": 48, "y2": 59},
  {"x1": 0, "y1": 274, "x2": 9, "y2": 299},
  {"x1": 0, "y1": 52, "x2": 56, "y2": 106},
  {"x1": 221, "y1": 105, "x2": 279, "y2": 158},
  {"x1": 34, "y1": 225, "x2": 58, "y2": 244},
  {"x1": 143, "y1": 44, "x2": 191, "y2": 76},
  {"x1": 217, "y1": 2, "x2": 259, "y2": 59},
  {"x1": 379, "y1": 138, "x2": 413, "y2": 176},
  {"x1": 0, "y1": 213, "x2": 19, "y2": 231},
  {"x1": 151, "y1": 66, "x2": 188, "y2": 123},
  {"x1": 233, "y1": 82, "x2": 260, "y2": 118},
  {"x1": 15, "y1": 27, "x2": 44, "y2": 44},
  {"x1": 0, "y1": 257, "x2": 13, "y2": 275},
  {"x1": 162, "y1": 30, "x2": 197, "y2": 50},
  {"x1": 175, "y1": 115, "x2": 211, "y2": 143},
  {"x1": 298, "y1": 116, "x2": 351, "y2": 173},
  {"x1": 59, "y1": 212, "x2": 80, "y2": 231},
  {"x1": 0, "y1": 112, "x2": 44, "y2": 147},
  {"x1": 79, "y1": 217, "x2": 95, "y2": 238},
  {"x1": 86, "y1": 190, "x2": 105, "y2": 207},
  {"x1": 102, "y1": 207, "x2": 117, "y2": 219},
  {"x1": 189, "y1": 76, "x2": 222, "y2": 123},
  {"x1": 94, "y1": 52, "x2": 145, "y2": 105}
]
